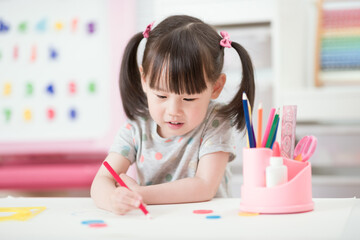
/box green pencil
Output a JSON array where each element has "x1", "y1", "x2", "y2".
[{"x1": 265, "y1": 109, "x2": 280, "y2": 148}]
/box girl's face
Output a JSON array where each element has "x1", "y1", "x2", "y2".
[{"x1": 141, "y1": 68, "x2": 226, "y2": 138}]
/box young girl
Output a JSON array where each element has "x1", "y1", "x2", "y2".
[{"x1": 91, "y1": 15, "x2": 255, "y2": 215}]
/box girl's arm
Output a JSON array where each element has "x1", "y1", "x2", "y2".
[
  {"x1": 90, "y1": 152, "x2": 143, "y2": 214},
  {"x1": 126, "y1": 151, "x2": 229, "y2": 204}
]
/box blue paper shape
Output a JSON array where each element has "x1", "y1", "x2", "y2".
[
  {"x1": 46, "y1": 84, "x2": 55, "y2": 95},
  {"x1": 0, "y1": 20, "x2": 10, "y2": 32},
  {"x1": 36, "y1": 19, "x2": 47, "y2": 32},
  {"x1": 69, "y1": 108, "x2": 77, "y2": 119},
  {"x1": 49, "y1": 48, "x2": 58, "y2": 59}
]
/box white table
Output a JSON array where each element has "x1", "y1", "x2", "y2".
[{"x1": 0, "y1": 197, "x2": 359, "y2": 239}]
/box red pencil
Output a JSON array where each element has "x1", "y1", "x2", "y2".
[{"x1": 103, "y1": 161, "x2": 151, "y2": 218}]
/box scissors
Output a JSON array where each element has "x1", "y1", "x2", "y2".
[{"x1": 294, "y1": 135, "x2": 317, "y2": 162}]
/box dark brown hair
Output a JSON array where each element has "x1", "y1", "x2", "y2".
[{"x1": 119, "y1": 15, "x2": 255, "y2": 131}]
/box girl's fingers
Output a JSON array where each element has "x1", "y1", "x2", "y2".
[
  {"x1": 110, "y1": 187, "x2": 143, "y2": 214},
  {"x1": 115, "y1": 188, "x2": 142, "y2": 206},
  {"x1": 112, "y1": 202, "x2": 138, "y2": 215}
]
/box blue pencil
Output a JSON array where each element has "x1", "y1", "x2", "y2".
[
  {"x1": 251, "y1": 124, "x2": 256, "y2": 148},
  {"x1": 247, "y1": 99, "x2": 257, "y2": 147},
  {"x1": 242, "y1": 92, "x2": 255, "y2": 148}
]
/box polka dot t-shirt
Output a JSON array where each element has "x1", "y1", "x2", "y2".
[{"x1": 109, "y1": 101, "x2": 236, "y2": 197}]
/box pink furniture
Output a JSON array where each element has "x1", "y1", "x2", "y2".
[
  {"x1": 0, "y1": 156, "x2": 103, "y2": 190},
  {"x1": 0, "y1": 155, "x2": 138, "y2": 191},
  {"x1": 0, "y1": 156, "x2": 137, "y2": 190}
]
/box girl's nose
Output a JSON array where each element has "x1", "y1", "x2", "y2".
[{"x1": 167, "y1": 98, "x2": 182, "y2": 116}]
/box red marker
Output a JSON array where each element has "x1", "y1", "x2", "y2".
[{"x1": 103, "y1": 161, "x2": 151, "y2": 219}]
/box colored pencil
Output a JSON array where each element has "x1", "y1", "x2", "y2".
[
  {"x1": 269, "y1": 115, "x2": 280, "y2": 149},
  {"x1": 266, "y1": 109, "x2": 280, "y2": 148},
  {"x1": 257, "y1": 103, "x2": 263, "y2": 148},
  {"x1": 246, "y1": 132, "x2": 249, "y2": 148},
  {"x1": 247, "y1": 97, "x2": 257, "y2": 147},
  {"x1": 246, "y1": 99, "x2": 256, "y2": 148},
  {"x1": 251, "y1": 125, "x2": 257, "y2": 147},
  {"x1": 243, "y1": 95, "x2": 250, "y2": 148},
  {"x1": 103, "y1": 161, "x2": 151, "y2": 218},
  {"x1": 242, "y1": 92, "x2": 255, "y2": 148},
  {"x1": 262, "y1": 108, "x2": 276, "y2": 147}
]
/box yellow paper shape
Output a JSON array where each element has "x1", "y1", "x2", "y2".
[
  {"x1": 23, "y1": 109, "x2": 32, "y2": 121},
  {"x1": 0, "y1": 207, "x2": 46, "y2": 221},
  {"x1": 55, "y1": 22, "x2": 63, "y2": 30},
  {"x1": 3, "y1": 82, "x2": 12, "y2": 96},
  {"x1": 238, "y1": 211, "x2": 259, "y2": 217}
]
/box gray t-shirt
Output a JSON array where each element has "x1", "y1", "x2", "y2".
[{"x1": 109, "y1": 101, "x2": 236, "y2": 197}]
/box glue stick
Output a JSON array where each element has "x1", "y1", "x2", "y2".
[{"x1": 266, "y1": 142, "x2": 288, "y2": 187}]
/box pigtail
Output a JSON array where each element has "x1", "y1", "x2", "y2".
[
  {"x1": 220, "y1": 41, "x2": 255, "y2": 131},
  {"x1": 119, "y1": 32, "x2": 148, "y2": 120}
]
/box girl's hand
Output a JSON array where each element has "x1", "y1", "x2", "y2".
[{"x1": 109, "y1": 174, "x2": 144, "y2": 215}]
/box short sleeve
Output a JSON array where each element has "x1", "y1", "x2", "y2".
[
  {"x1": 199, "y1": 109, "x2": 236, "y2": 162},
  {"x1": 108, "y1": 121, "x2": 137, "y2": 164}
]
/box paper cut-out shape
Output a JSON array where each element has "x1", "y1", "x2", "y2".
[
  {"x1": 69, "y1": 81, "x2": 77, "y2": 94},
  {"x1": 49, "y1": 47, "x2": 58, "y2": 59},
  {"x1": 13, "y1": 45, "x2": 19, "y2": 60},
  {"x1": 0, "y1": 20, "x2": 10, "y2": 32},
  {"x1": 206, "y1": 215, "x2": 221, "y2": 219},
  {"x1": 55, "y1": 21, "x2": 64, "y2": 31},
  {"x1": 23, "y1": 109, "x2": 32, "y2": 121},
  {"x1": 26, "y1": 82, "x2": 34, "y2": 96},
  {"x1": 69, "y1": 108, "x2": 77, "y2": 120},
  {"x1": 238, "y1": 211, "x2": 259, "y2": 217},
  {"x1": 89, "y1": 223, "x2": 107, "y2": 228},
  {"x1": 81, "y1": 219, "x2": 108, "y2": 228},
  {"x1": 3, "y1": 82, "x2": 11, "y2": 96},
  {"x1": 47, "y1": 108, "x2": 55, "y2": 120},
  {"x1": 30, "y1": 45, "x2": 37, "y2": 62},
  {"x1": 4, "y1": 108, "x2": 11, "y2": 122},
  {"x1": 81, "y1": 220, "x2": 105, "y2": 225},
  {"x1": 193, "y1": 210, "x2": 213, "y2": 214},
  {"x1": 18, "y1": 22, "x2": 28, "y2": 32},
  {"x1": 0, "y1": 207, "x2": 46, "y2": 221},
  {"x1": 46, "y1": 84, "x2": 55, "y2": 95},
  {"x1": 87, "y1": 22, "x2": 95, "y2": 34},
  {"x1": 36, "y1": 18, "x2": 47, "y2": 32},
  {"x1": 88, "y1": 82, "x2": 96, "y2": 93},
  {"x1": 71, "y1": 18, "x2": 78, "y2": 33}
]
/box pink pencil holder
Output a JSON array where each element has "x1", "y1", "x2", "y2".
[{"x1": 240, "y1": 148, "x2": 314, "y2": 214}]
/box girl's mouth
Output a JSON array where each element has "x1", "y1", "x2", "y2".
[{"x1": 167, "y1": 122, "x2": 184, "y2": 129}]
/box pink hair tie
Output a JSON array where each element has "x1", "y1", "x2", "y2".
[
  {"x1": 220, "y1": 31, "x2": 232, "y2": 48},
  {"x1": 143, "y1": 21, "x2": 154, "y2": 38}
]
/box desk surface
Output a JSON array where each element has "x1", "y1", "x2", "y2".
[{"x1": 0, "y1": 197, "x2": 359, "y2": 240}]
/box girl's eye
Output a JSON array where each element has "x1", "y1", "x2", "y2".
[
  {"x1": 184, "y1": 98, "x2": 196, "y2": 102},
  {"x1": 156, "y1": 95, "x2": 167, "y2": 99}
]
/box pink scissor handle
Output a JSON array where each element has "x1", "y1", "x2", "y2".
[{"x1": 294, "y1": 136, "x2": 317, "y2": 162}]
